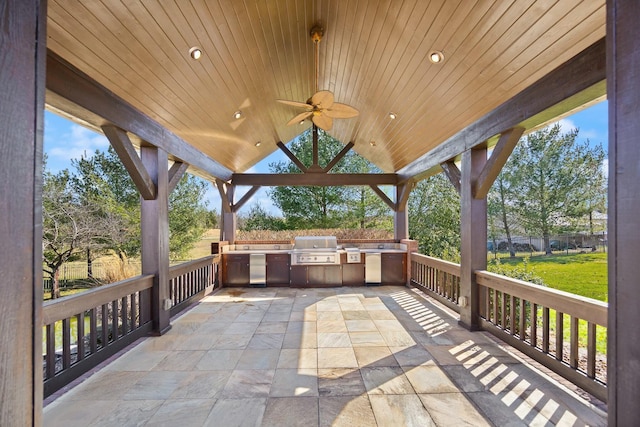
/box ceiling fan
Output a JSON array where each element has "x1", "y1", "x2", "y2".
[{"x1": 277, "y1": 26, "x2": 359, "y2": 131}]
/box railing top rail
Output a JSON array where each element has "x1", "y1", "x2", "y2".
[
  {"x1": 42, "y1": 274, "x2": 154, "y2": 325},
  {"x1": 410, "y1": 253, "x2": 461, "y2": 275},
  {"x1": 169, "y1": 255, "x2": 218, "y2": 280},
  {"x1": 476, "y1": 270, "x2": 608, "y2": 327}
]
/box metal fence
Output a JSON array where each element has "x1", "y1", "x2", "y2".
[
  {"x1": 43, "y1": 262, "x2": 142, "y2": 291},
  {"x1": 487, "y1": 232, "x2": 608, "y2": 257}
]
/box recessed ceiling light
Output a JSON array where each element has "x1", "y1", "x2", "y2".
[
  {"x1": 299, "y1": 120, "x2": 305, "y2": 125},
  {"x1": 389, "y1": 112, "x2": 397, "y2": 120},
  {"x1": 255, "y1": 141, "x2": 261, "y2": 147},
  {"x1": 429, "y1": 50, "x2": 444, "y2": 64},
  {"x1": 233, "y1": 110, "x2": 242, "y2": 119},
  {"x1": 370, "y1": 141, "x2": 376, "y2": 147},
  {"x1": 189, "y1": 47, "x2": 202, "y2": 60}
]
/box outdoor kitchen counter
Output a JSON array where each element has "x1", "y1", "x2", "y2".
[{"x1": 220, "y1": 245, "x2": 408, "y2": 287}]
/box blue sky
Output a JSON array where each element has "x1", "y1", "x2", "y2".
[{"x1": 44, "y1": 101, "x2": 608, "y2": 216}]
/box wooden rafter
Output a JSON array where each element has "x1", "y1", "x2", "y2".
[
  {"x1": 440, "y1": 160, "x2": 461, "y2": 194},
  {"x1": 369, "y1": 185, "x2": 395, "y2": 211},
  {"x1": 323, "y1": 142, "x2": 355, "y2": 173},
  {"x1": 276, "y1": 141, "x2": 308, "y2": 173},
  {"x1": 168, "y1": 161, "x2": 188, "y2": 194},
  {"x1": 102, "y1": 125, "x2": 156, "y2": 200},
  {"x1": 473, "y1": 127, "x2": 524, "y2": 199},
  {"x1": 232, "y1": 186, "x2": 261, "y2": 213}
]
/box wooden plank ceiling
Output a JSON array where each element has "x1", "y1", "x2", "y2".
[{"x1": 46, "y1": 0, "x2": 605, "y2": 176}]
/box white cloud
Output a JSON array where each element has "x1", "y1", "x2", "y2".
[
  {"x1": 556, "y1": 118, "x2": 577, "y2": 134},
  {"x1": 47, "y1": 124, "x2": 109, "y2": 163}
]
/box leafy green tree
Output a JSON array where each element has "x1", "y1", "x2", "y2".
[
  {"x1": 506, "y1": 124, "x2": 606, "y2": 254},
  {"x1": 71, "y1": 146, "x2": 211, "y2": 263},
  {"x1": 168, "y1": 174, "x2": 209, "y2": 259},
  {"x1": 42, "y1": 169, "x2": 100, "y2": 298},
  {"x1": 269, "y1": 128, "x2": 392, "y2": 229},
  {"x1": 242, "y1": 202, "x2": 286, "y2": 231},
  {"x1": 408, "y1": 174, "x2": 461, "y2": 261}
]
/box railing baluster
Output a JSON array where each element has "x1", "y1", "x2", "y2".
[
  {"x1": 556, "y1": 311, "x2": 564, "y2": 361},
  {"x1": 493, "y1": 289, "x2": 499, "y2": 325},
  {"x1": 46, "y1": 324, "x2": 56, "y2": 378},
  {"x1": 587, "y1": 322, "x2": 597, "y2": 378},
  {"x1": 89, "y1": 308, "x2": 97, "y2": 355},
  {"x1": 570, "y1": 316, "x2": 579, "y2": 369},
  {"x1": 543, "y1": 307, "x2": 550, "y2": 353},
  {"x1": 76, "y1": 312, "x2": 85, "y2": 361},
  {"x1": 531, "y1": 303, "x2": 538, "y2": 348},
  {"x1": 101, "y1": 304, "x2": 108, "y2": 347},
  {"x1": 510, "y1": 295, "x2": 516, "y2": 335},
  {"x1": 111, "y1": 300, "x2": 118, "y2": 341},
  {"x1": 519, "y1": 298, "x2": 527, "y2": 341},
  {"x1": 62, "y1": 318, "x2": 71, "y2": 370},
  {"x1": 121, "y1": 296, "x2": 128, "y2": 334},
  {"x1": 500, "y1": 292, "x2": 506, "y2": 329}
]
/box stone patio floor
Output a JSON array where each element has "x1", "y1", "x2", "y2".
[{"x1": 44, "y1": 286, "x2": 607, "y2": 426}]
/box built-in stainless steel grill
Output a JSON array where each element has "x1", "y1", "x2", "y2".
[{"x1": 291, "y1": 236, "x2": 340, "y2": 265}]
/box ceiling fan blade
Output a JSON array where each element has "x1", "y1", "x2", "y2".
[
  {"x1": 312, "y1": 113, "x2": 333, "y2": 131},
  {"x1": 286, "y1": 111, "x2": 313, "y2": 126},
  {"x1": 276, "y1": 99, "x2": 313, "y2": 110},
  {"x1": 324, "y1": 102, "x2": 359, "y2": 119},
  {"x1": 311, "y1": 90, "x2": 334, "y2": 109}
]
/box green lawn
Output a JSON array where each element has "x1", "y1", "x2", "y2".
[
  {"x1": 490, "y1": 252, "x2": 608, "y2": 302},
  {"x1": 489, "y1": 252, "x2": 608, "y2": 354}
]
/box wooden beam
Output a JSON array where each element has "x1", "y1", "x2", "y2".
[
  {"x1": 396, "y1": 182, "x2": 413, "y2": 211},
  {"x1": 398, "y1": 38, "x2": 606, "y2": 182},
  {"x1": 102, "y1": 125, "x2": 156, "y2": 200},
  {"x1": 440, "y1": 161, "x2": 461, "y2": 194},
  {"x1": 232, "y1": 186, "x2": 261, "y2": 212},
  {"x1": 46, "y1": 50, "x2": 233, "y2": 181},
  {"x1": 216, "y1": 180, "x2": 232, "y2": 214},
  {"x1": 324, "y1": 142, "x2": 355, "y2": 173},
  {"x1": 168, "y1": 161, "x2": 188, "y2": 194},
  {"x1": 0, "y1": 1, "x2": 45, "y2": 424},
  {"x1": 369, "y1": 185, "x2": 395, "y2": 211},
  {"x1": 276, "y1": 141, "x2": 308, "y2": 173},
  {"x1": 473, "y1": 127, "x2": 524, "y2": 199},
  {"x1": 232, "y1": 173, "x2": 399, "y2": 187},
  {"x1": 607, "y1": 0, "x2": 640, "y2": 421}
]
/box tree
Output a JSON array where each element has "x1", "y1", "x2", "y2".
[
  {"x1": 168, "y1": 174, "x2": 209, "y2": 260},
  {"x1": 242, "y1": 202, "x2": 286, "y2": 231},
  {"x1": 269, "y1": 128, "x2": 392, "y2": 229},
  {"x1": 488, "y1": 174, "x2": 517, "y2": 257},
  {"x1": 408, "y1": 174, "x2": 461, "y2": 261},
  {"x1": 42, "y1": 169, "x2": 100, "y2": 298},
  {"x1": 506, "y1": 124, "x2": 606, "y2": 254},
  {"x1": 71, "y1": 146, "x2": 212, "y2": 264}
]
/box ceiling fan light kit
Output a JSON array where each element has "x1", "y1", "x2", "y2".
[{"x1": 277, "y1": 24, "x2": 359, "y2": 131}]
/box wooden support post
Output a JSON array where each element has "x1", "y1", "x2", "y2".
[
  {"x1": 394, "y1": 184, "x2": 411, "y2": 241},
  {"x1": 607, "y1": 0, "x2": 640, "y2": 421},
  {"x1": 140, "y1": 146, "x2": 171, "y2": 335},
  {"x1": 459, "y1": 147, "x2": 487, "y2": 330},
  {"x1": 0, "y1": 1, "x2": 45, "y2": 424},
  {"x1": 216, "y1": 182, "x2": 237, "y2": 243}
]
